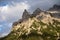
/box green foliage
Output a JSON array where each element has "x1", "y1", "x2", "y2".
[{"x1": 0, "y1": 19, "x2": 60, "y2": 40}]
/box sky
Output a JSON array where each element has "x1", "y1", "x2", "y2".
[{"x1": 0, "y1": 0, "x2": 60, "y2": 37}]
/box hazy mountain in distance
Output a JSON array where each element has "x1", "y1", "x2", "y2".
[{"x1": 48, "y1": 4, "x2": 60, "y2": 11}]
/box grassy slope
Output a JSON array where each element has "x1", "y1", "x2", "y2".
[{"x1": 0, "y1": 18, "x2": 60, "y2": 40}]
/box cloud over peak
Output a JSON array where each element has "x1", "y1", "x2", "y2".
[{"x1": 0, "y1": 1, "x2": 30, "y2": 23}]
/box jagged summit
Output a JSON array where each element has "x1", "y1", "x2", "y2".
[
  {"x1": 32, "y1": 8, "x2": 42, "y2": 17},
  {"x1": 22, "y1": 8, "x2": 42, "y2": 21},
  {"x1": 33, "y1": 8, "x2": 41, "y2": 13},
  {"x1": 48, "y1": 4, "x2": 60, "y2": 11},
  {"x1": 22, "y1": 9, "x2": 31, "y2": 20},
  {"x1": 13, "y1": 8, "x2": 60, "y2": 27},
  {"x1": 53, "y1": 4, "x2": 60, "y2": 8}
]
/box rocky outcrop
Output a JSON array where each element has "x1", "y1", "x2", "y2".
[
  {"x1": 22, "y1": 9, "x2": 31, "y2": 20},
  {"x1": 13, "y1": 7, "x2": 60, "y2": 27},
  {"x1": 32, "y1": 8, "x2": 42, "y2": 17},
  {"x1": 12, "y1": 8, "x2": 42, "y2": 26},
  {"x1": 12, "y1": 10, "x2": 31, "y2": 26}
]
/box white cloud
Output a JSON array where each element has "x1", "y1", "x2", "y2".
[
  {"x1": 0, "y1": 1, "x2": 30, "y2": 23},
  {"x1": 0, "y1": 1, "x2": 30, "y2": 37}
]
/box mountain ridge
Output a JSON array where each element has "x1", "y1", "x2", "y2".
[
  {"x1": 48, "y1": 4, "x2": 60, "y2": 11},
  {"x1": 0, "y1": 6, "x2": 60, "y2": 40}
]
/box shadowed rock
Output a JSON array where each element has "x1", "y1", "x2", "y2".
[
  {"x1": 32, "y1": 8, "x2": 42, "y2": 17},
  {"x1": 22, "y1": 9, "x2": 31, "y2": 20},
  {"x1": 12, "y1": 21, "x2": 18, "y2": 26},
  {"x1": 48, "y1": 4, "x2": 60, "y2": 11}
]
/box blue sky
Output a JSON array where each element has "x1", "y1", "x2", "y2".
[{"x1": 0, "y1": 0, "x2": 60, "y2": 37}]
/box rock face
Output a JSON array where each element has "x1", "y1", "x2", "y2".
[
  {"x1": 12, "y1": 10, "x2": 31, "y2": 26},
  {"x1": 12, "y1": 8, "x2": 42, "y2": 26},
  {"x1": 22, "y1": 9, "x2": 31, "y2": 20},
  {"x1": 13, "y1": 7, "x2": 60, "y2": 26},
  {"x1": 32, "y1": 8, "x2": 42, "y2": 17},
  {"x1": 1, "y1": 7, "x2": 60, "y2": 40}
]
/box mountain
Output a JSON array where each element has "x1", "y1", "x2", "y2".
[
  {"x1": 48, "y1": 4, "x2": 60, "y2": 11},
  {"x1": 0, "y1": 8, "x2": 60, "y2": 40},
  {"x1": 47, "y1": 4, "x2": 60, "y2": 18},
  {"x1": 12, "y1": 10, "x2": 31, "y2": 27},
  {"x1": 22, "y1": 9, "x2": 31, "y2": 20},
  {"x1": 32, "y1": 8, "x2": 42, "y2": 17}
]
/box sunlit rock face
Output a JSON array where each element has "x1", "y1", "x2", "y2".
[
  {"x1": 1, "y1": 7, "x2": 60, "y2": 40},
  {"x1": 36, "y1": 12, "x2": 53, "y2": 24},
  {"x1": 47, "y1": 11, "x2": 60, "y2": 18},
  {"x1": 12, "y1": 9, "x2": 31, "y2": 27}
]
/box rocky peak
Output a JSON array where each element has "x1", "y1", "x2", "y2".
[
  {"x1": 22, "y1": 9, "x2": 30, "y2": 20},
  {"x1": 53, "y1": 4, "x2": 60, "y2": 9},
  {"x1": 12, "y1": 10, "x2": 30, "y2": 26},
  {"x1": 32, "y1": 8, "x2": 42, "y2": 17},
  {"x1": 48, "y1": 4, "x2": 60, "y2": 11}
]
